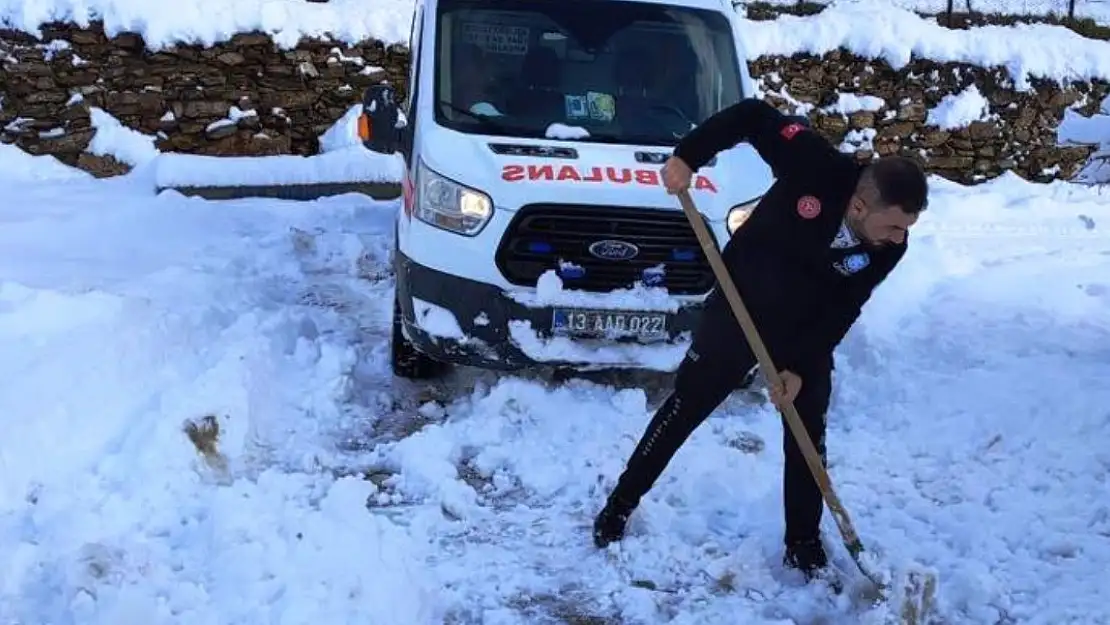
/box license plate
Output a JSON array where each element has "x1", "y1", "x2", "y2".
[{"x1": 551, "y1": 308, "x2": 668, "y2": 340}]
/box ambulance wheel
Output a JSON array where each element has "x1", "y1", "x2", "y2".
[{"x1": 391, "y1": 294, "x2": 449, "y2": 380}]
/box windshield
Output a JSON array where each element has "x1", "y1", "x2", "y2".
[{"x1": 432, "y1": 0, "x2": 744, "y2": 146}]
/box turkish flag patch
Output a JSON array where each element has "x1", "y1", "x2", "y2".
[
  {"x1": 780, "y1": 122, "x2": 805, "y2": 140},
  {"x1": 797, "y1": 195, "x2": 821, "y2": 219}
]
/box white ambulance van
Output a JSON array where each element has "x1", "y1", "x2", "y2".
[{"x1": 359, "y1": 0, "x2": 785, "y2": 379}]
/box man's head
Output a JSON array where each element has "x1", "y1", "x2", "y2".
[{"x1": 846, "y1": 156, "x2": 929, "y2": 248}]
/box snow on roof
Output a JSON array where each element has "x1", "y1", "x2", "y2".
[
  {"x1": 0, "y1": 0, "x2": 417, "y2": 49},
  {"x1": 736, "y1": 0, "x2": 1110, "y2": 89}
]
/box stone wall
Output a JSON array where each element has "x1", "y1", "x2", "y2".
[
  {"x1": 0, "y1": 22, "x2": 409, "y2": 169},
  {"x1": 751, "y1": 52, "x2": 1110, "y2": 184},
  {"x1": 1, "y1": 20, "x2": 1107, "y2": 184}
]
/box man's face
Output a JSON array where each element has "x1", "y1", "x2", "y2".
[{"x1": 845, "y1": 194, "x2": 918, "y2": 248}]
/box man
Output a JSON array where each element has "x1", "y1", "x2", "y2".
[{"x1": 592, "y1": 97, "x2": 928, "y2": 581}]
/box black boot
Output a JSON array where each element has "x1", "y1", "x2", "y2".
[
  {"x1": 592, "y1": 491, "x2": 637, "y2": 548},
  {"x1": 783, "y1": 536, "x2": 828, "y2": 581}
]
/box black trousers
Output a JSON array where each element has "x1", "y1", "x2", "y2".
[{"x1": 609, "y1": 290, "x2": 832, "y2": 544}]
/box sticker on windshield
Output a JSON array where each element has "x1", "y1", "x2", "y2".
[
  {"x1": 587, "y1": 91, "x2": 615, "y2": 122},
  {"x1": 565, "y1": 95, "x2": 588, "y2": 119},
  {"x1": 461, "y1": 23, "x2": 530, "y2": 55}
]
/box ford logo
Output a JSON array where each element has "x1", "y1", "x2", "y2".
[{"x1": 588, "y1": 239, "x2": 640, "y2": 261}]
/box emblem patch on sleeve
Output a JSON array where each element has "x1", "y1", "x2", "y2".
[
  {"x1": 781, "y1": 123, "x2": 805, "y2": 140},
  {"x1": 797, "y1": 195, "x2": 821, "y2": 219},
  {"x1": 834, "y1": 252, "x2": 871, "y2": 275}
]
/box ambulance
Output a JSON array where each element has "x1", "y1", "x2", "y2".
[{"x1": 358, "y1": 0, "x2": 784, "y2": 379}]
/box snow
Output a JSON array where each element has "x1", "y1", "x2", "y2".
[
  {"x1": 509, "y1": 321, "x2": 693, "y2": 371},
  {"x1": 545, "y1": 123, "x2": 591, "y2": 140},
  {"x1": 204, "y1": 106, "x2": 258, "y2": 134},
  {"x1": 0, "y1": 0, "x2": 416, "y2": 49},
  {"x1": 508, "y1": 270, "x2": 683, "y2": 313},
  {"x1": 87, "y1": 106, "x2": 158, "y2": 168},
  {"x1": 736, "y1": 0, "x2": 1110, "y2": 90},
  {"x1": 822, "y1": 92, "x2": 887, "y2": 115},
  {"x1": 0, "y1": 146, "x2": 445, "y2": 623},
  {"x1": 3, "y1": 1, "x2": 1110, "y2": 623},
  {"x1": 153, "y1": 147, "x2": 405, "y2": 188},
  {"x1": 4, "y1": 133, "x2": 1110, "y2": 623},
  {"x1": 0, "y1": 143, "x2": 91, "y2": 183},
  {"x1": 925, "y1": 84, "x2": 992, "y2": 129},
  {"x1": 1059, "y1": 93, "x2": 1110, "y2": 184},
  {"x1": 737, "y1": 0, "x2": 1110, "y2": 25},
  {"x1": 412, "y1": 296, "x2": 467, "y2": 340},
  {"x1": 838, "y1": 128, "x2": 878, "y2": 154},
  {"x1": 77, "y1": 107, "x2": 406, "y2": 188},
  {"x1": 318, "y1": 104, "x2": 364, "y2": 154}
]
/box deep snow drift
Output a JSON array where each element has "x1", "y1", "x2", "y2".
[{"x1": 0, "y1": 143, "x2": 1108, "y2": 624}]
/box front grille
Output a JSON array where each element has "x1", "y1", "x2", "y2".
[{"x1": 495, "y1": 203, "x2": 717, "y2": 296}]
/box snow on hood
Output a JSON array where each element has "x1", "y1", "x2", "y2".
[{"x1": 418, "y1": 124, "x2": 774, "y2": 222}]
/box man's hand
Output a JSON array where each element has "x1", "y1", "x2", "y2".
[
  {"x1": 661, "y1": 156, "x2": 693, "y2": 195},
  {"x1": 769, "y1": 370, "x2": 802, "y2": 411}
]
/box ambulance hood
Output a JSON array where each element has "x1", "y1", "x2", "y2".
[{"x1": 418, "y1": 125, "x2": 774, "y2": 222}]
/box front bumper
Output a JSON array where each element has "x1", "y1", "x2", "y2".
[{"x1": 394, "y1": 251, "x2": 707, "y2": 372}]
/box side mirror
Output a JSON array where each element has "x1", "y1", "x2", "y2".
[{"x1": 358, "y1": 83, "x2": 402, "y2": 154}]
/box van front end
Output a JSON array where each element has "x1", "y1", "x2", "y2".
[{"x1": 394, "y1": 154, "x2": 741, "y2": 374}]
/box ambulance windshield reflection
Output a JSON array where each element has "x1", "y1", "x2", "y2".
[{"x1": 433, "y1": 0, "x2": 745, "y2": 146}]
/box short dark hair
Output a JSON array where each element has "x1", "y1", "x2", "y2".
[{"x1": 856, "y1": 156, "x2": 929, "y2": 214}]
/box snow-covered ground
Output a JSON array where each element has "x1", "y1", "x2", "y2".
[
  {"x1": 2, "y1": 0, "x2": 1110, "y2": 624},
  {"x1": 2, "y1": 140, "x2": 1109, "y2": 625}
]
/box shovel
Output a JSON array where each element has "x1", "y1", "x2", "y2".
[{"x1": 674, "y1": 188, "x2": 938, "y2": 624}]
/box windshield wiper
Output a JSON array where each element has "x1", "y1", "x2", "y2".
[
  {"x1": 572, "y1": 130, "x2": 679, "y2": 147},
  {"x1": 437, "y1": 100, "x2": 516, "y2": 133}
]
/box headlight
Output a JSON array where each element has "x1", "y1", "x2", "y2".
[
  {"x1": 415, "y1": 162, "x2": 493, "y2": 236},
  {"x1": 726, "y1": 197, "x2": 761, "y2": 235}
]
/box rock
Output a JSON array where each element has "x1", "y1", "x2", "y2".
[
  {"x1": 879, "y1": 121, "x2": 917, "y2": 140},
  {"x1": 849, "y1": 110, "x2": 875, "y2": 130},
  {"x1": 897, "y1": 102, "x2": 927, "y2": 122},
  {"x1": 216, "y1": 52, "x2": 246, "y2": 66},
  {"x1": 77, "y1": 152, "x2": 131, "y2": 177},
  {"x1": 929, "y1": 155, "x2": 975, "y2": 169}
]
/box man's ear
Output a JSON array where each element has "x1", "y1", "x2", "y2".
[{"x1": 845, "y1": 195, "x2": 864, "y2": 218}]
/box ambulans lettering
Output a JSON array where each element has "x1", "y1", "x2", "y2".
[{"x1": 500, "y1": 164, "x2": 718, "y2": 193}]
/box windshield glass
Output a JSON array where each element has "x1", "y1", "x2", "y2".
[{"x1": 432, "y1": 0, "x2": 744, "y2": 146}]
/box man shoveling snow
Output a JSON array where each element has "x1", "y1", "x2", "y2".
[{"x1": 592, "y1": 98, "x2": 929, "y2": 583}]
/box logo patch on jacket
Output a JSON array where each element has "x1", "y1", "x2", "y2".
[
  {"x1": 834, "y1": 252, "x2": 870, "y2": 275},
  {"x1": 781, "y1": 123, "x2": 805, "y2": 140},
  {"x1": 797, "y1": 195, "x2": 821, "y2": 219}
]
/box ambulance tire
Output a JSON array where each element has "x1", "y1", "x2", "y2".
[{"x1": 391, "y1": 294, "x2": 450, "y2": 380}]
